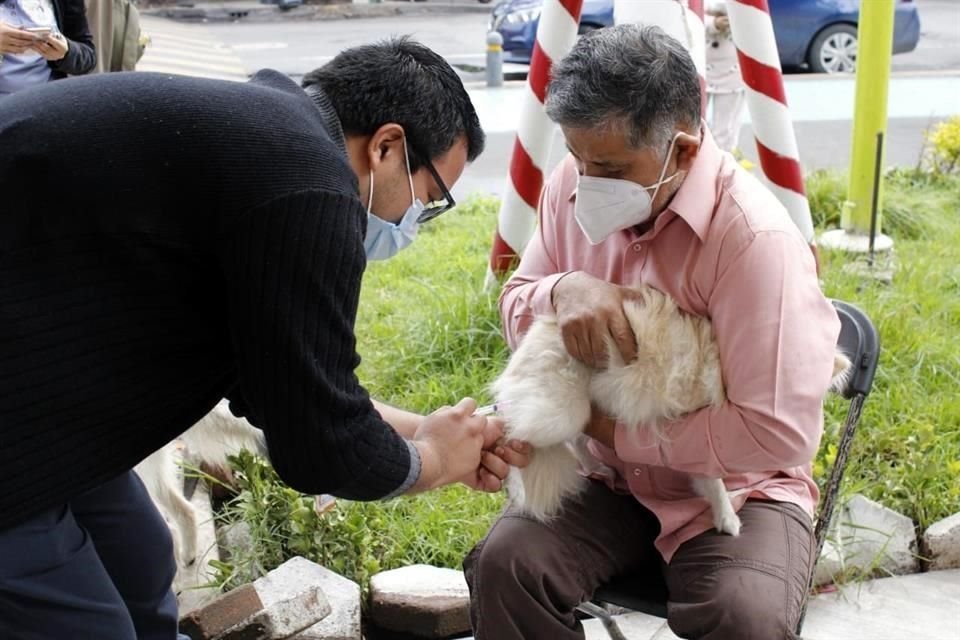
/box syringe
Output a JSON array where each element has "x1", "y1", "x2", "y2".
[{"x1": 472, "y1": 402, "x2": 507, "y2": 416}]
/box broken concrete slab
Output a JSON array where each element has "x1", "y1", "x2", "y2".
[
  {"x1": 289, "y1": 560, "x2": 362, "y2": 640},
  {"x1": 180, "y1": 557, "x2": 331, "y2": 640},
  {"x1": 368, "y1": 564, "x2": 471, "y2": 639},
  {"x1": 815, "y1": 493, "x2": 919, "y2": 584}
]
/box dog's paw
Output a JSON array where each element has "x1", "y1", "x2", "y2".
[{"x1": 714, "y1": 511, "x2": 742, "y2": 536}]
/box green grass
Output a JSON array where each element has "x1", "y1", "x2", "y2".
[
  {"x1": 355, "y1": 193, "x2": 508, "y2": 412},
  {"x1": 810, "y1": 169, "x2": 960, "y2": 533},
  {"x1": 214, "y1": 171, "x2": 960, "y2": 591},
  {"x1": 807, "y1": 166, "x2": 959, "y2": 240}
]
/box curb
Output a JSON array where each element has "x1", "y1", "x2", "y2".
[{"x1": 143, "y1": 1, "x2": 493, "y2": 23}]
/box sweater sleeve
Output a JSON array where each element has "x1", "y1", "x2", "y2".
[
  {"x1": 51, "y1": 0, "x2": 96, "y2": 76},
  {"x1": 218, "y1": 189, "x2": 417, "y2": 500}
]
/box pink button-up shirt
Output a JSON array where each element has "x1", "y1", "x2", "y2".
[{"x1": 499, "y1": 130, "x2": 840, "y2": 562}]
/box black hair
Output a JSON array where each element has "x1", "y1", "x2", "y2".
[{"x1": 302, "y1": 36, "x2": 485, "y2": 171}]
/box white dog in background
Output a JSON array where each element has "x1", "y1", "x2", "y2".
[
  {"x1": 134, "y1": 400, "x2": 267, "y2": 568},
  {"x1": 493, "y1": 285, "x2": 850, "y2": 536}
]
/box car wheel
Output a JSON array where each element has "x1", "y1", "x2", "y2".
[{"x1": 808, "y1": 23, "x2": 858, "y2": 74}]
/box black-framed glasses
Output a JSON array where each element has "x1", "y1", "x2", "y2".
[{"x1": 417, "y1": 158, "x2": 456, "y2": 224}]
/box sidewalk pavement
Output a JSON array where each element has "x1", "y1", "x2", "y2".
[
  {"x1": 138, "y1": 15, "x2": 248, "y2": 80},
  {"x1": 142, "y1": 0, "x2": 491, "y2": 24},
  {"x1": 467, "y1": 569, "x2": 960, "y2": 640},
  {"x1": 460, "y1": 71, "x2": 960, "y2": 193},
  {"x1": 465, "y1": 72, "x2": 960, "y2": 135}
]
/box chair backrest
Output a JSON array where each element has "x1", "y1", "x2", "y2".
[
  {"x1": 589, "y1": 299, "x2": 881, "y2": 630},
  {"x1": 831, "y1": 300, "x2": 880, "y2": 400},
  {"x1": 795, "y1": 300, "x2": 880, "y2": 633}
]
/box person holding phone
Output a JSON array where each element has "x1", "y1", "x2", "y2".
[{"x1": 0, "y1": 0, "x2": 95, "y2": 96}]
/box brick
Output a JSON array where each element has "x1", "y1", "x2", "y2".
[{"x1": 180, "y1": 584, "x2": 263, "y2": 640}]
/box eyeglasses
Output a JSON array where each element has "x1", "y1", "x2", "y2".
[{"x1": 416, "y1": 157, "x2": 456, "y2": 224}]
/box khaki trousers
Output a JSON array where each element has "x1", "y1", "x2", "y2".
[{"x1": 464, "y1": 480, "x2": 814, "y2": 640}]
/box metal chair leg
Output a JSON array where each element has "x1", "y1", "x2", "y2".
[
  {"x1": 796, "y1": 393, "x2": 867, "y2": 634},
  {"x1": 577, "y1": 601, "x2": 630, "y2": 640}
]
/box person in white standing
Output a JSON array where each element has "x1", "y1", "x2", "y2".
[{"x1": 705, "y1": 0, "x2": 746, "y2": 153}]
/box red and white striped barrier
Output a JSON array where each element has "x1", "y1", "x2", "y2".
[
  {"x1": 488, "y1": 0, "x2": 584, "y2": 280},
  {"x1": 487, "y1": 0, "x2": 812, "y2": 277},
  {"x1": 727, "y1": 0, "x2": 814, "y2": 242}
]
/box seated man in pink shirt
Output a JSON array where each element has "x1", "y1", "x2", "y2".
[{"x1": 464, "y1": 24, "x2": 840, "y2": 640}]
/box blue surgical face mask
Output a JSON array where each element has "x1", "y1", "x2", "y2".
[{"x1": 363, "y1": 138, "x2": 425, "y2": 261}]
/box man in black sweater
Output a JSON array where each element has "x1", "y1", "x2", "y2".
[{"x1": 0, "y1": 38, "x2": 526, "y2": 638}]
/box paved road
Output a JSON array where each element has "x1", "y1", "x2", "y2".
[
  {"x1": 889, "y1": 0, "x2": 960, "y2": 72},
  {"x1": 206, "y1": 0, "x2": 960, "y2": 81},
  {"x1": 205, "y1": 6, "x2": 495, "y2": 82}
]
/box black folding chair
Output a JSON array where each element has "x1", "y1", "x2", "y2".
[{"x1": 578, "y1": 299, "x2": 881, "y2": 639}]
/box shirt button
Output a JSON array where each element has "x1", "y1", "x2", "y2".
[{"x1": 633, "y1": 468, "x2": 643, "y2": 476}]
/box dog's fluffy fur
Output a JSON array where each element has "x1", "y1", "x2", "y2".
[
  {"x1": 133, "y1": 400, "x2": 267, "y2": 568},
  {"x1": 493, "y1": 285, "x2": 850, "y2": 536}
]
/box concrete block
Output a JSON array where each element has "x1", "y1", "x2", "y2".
[
  {"x1": 368, "y1": 565, "x2": 471, "y2": 639},
  {"x1": 923, "y1": 511, "x2": 960, "y2": 571}
]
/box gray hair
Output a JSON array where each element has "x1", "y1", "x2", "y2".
[{"x1": 545, "y1": 24, "x2": 702, "y2": 149}]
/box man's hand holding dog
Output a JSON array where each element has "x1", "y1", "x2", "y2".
[{"x1": 552, "y1": 271, "x2": 640, "y2": 368}]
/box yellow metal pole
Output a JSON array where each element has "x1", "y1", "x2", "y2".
[{"x1": 841, "y1": 0, "x2": 896, "y2": 234}]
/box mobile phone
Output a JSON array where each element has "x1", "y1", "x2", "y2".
[{"x1": 24, "y1": 27, "x2": 52, "y2": 38}]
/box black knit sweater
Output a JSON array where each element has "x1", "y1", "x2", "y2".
[{"x1": 0, "y1": 70, "x2": 415, "y2": 530}]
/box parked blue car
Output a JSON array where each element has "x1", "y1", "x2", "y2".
[{"x1": 490, "y1": 0, "x2": 921, "y2": 74}]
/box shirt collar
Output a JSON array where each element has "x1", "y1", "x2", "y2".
[
  {"x1": 565, "y1": 126, "x2": 724, "y2": 244},
  {"x1": 665, "y1": 125, "x2": 723, "y2": 243},
  {"x1": 304, "y1": 85, "x2": 347, "y2": 156}
]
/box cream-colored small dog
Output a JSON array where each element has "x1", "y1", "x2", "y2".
[{"x1": 493, "y1": 285, "x2": 850, "y2": 536}]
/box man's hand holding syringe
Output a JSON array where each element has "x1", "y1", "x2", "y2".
[{"x1": 390, "y1": 398, "x2": 529, "y2": 495}]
